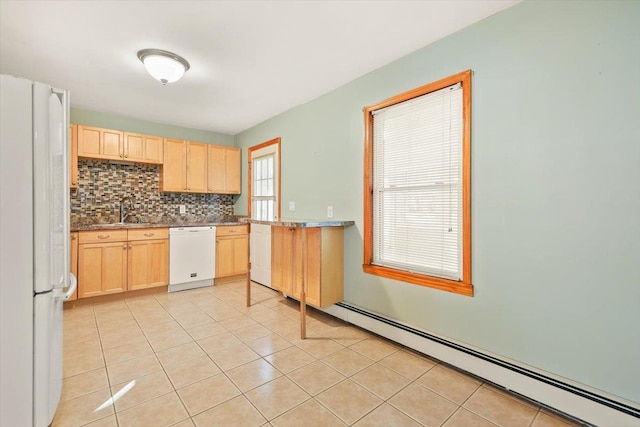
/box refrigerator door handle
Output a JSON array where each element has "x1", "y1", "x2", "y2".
[{"x1": 56, "y1": 273, "x2": 77, "y2": 301}]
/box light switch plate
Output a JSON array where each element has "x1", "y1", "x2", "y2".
[
  {"x1": 179, "y1": 205, "x2": 186, "y2": 214},
  {"x1": 327, "y1": 205, "x2": 333, "y2": 218},
  {"x1": 289, "y1": 201, "x2": 295, "y2": 211}
]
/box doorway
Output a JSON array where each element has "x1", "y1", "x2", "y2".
[{"x1": 248, "y1": 138, "x2": 280, "y2": 287}]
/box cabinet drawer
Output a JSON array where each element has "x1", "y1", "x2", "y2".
[
  {"x1": 216, "y1": 225, "x2": 248, "y2": 236},
  {"x1": 79, "y1": 230, "x2": 127, "y2": 244},
  {"x1": 128, "y1": 228, "x2": 169, "y2": 241}
]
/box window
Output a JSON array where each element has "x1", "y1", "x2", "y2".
[
  {"x1": 252, "y1": 154, "x2": 276, "y2": 220},
  {"x1": 363, "y1": 70, "x2": 472, "y2": 296},
  {"x1": 249, "y1": 137, "x2": 280, "y2": 221}
]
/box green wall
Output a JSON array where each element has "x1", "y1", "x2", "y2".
[
  {"x1": 234, "y1": 0, "x2": 640, "y2": 404},
  {"x1": 70, "y1": 108, "x2": 234, "y2": 146}
]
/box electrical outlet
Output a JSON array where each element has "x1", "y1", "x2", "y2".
[
  {"x1": 288, "y1": 201, "x2": 296, "y2": 211},
  {"x1": 327, "y1": 205, "x2": 334, "y2": 218},
  {"x1": 179, "y1": 205, "x2": 186, "y2": 214}
]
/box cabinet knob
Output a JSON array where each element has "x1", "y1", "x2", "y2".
[
  {"x1": 128, "y1": 244, "x2": 132, "y2": 249},
  {"x1": 71, "y1": 235, "x2": 77, "y2": 240},
  {"x1": 123, "y1": 244, "x2": 127, "y2": 249}
]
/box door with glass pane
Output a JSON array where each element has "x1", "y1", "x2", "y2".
[{"x1": 250, "y1": 140, "x2": 279, "y2": 287}]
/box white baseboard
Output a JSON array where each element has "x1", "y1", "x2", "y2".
[{"x1": 320, "y1": 302, "x2": 640, "y2": 427}]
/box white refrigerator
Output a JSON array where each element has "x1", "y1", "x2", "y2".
[{"x1": 0, "y1": 75, "x2": 76, "y2": 426}]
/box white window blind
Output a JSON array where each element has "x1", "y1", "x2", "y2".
[
  {"x1": 372, "y1": 83, "x2": 463, "y2": 281},
  {"x1": 252, "y1": 154, "x2": 275, "y2": 221}
]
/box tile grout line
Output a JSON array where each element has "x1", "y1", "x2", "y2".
[{"x1": 62, "y1": 280, "x2": 583, "y2": 427}]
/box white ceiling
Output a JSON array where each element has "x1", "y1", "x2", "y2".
[{"x1": 0, "y1": 1, "x2": 518, "y2": 135}]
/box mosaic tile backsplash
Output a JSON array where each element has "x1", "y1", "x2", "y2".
[{"x1": 70, "y1": 159, "x2": 235, "y2": 220}]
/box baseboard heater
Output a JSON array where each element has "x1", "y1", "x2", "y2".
[{"x1": 315, "y1": 301, "x2": 640, "y2": 426}]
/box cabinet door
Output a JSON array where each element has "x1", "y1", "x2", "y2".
[
  {"x1": 147, "y1": 239, "x2": 169, "y2": 288},
  {"x1": 225, "y1": 148, "x2": 241, "y2": 194},
  {"x1": 124, "y1": 132, "x2": 144, "y2": 161},
  {"x1": 161, "y1": 138, "x2": 186, "y2": 191},
  {"x1": 102, "y1": 129, "x2": 124, "y2": 159},
  {"x1": 78, "y1": 241, "x2": 126, "y2": 298},
  {"x1": 271, "y1": 227, "x2": 295, "y2": 294},
  {"x1": 70, "y1": 124, "x2": 78, "y2": 188},
  {"x1": 302, "y1": 228, "x2": 322, "y2": 306},
  {"x1": 207, "y1": 144, "x2": 226, "y2": 193},
  {"x1": 77, "y1": 126, "x2": 124, "y2": 160},
  {"x1": 186, "y1": 142, "x2": 208, "y2": 192},
  {"x1": 77, "y1": 126, "x2": 101, "y2": 157},
  {"x1": 232, "y1": 234, "x2": 249, "y2": 275},
  {"x1": 216, "y1": 237, "x2": 235, "y2": 277},
  {"x1": 271, "y1": 227, "x2": 285, "y2": 292},
  {"x1": 128, "y1": 239, "x2": 168, "y2": 290},
  {"x1": 68, "y1": 233, "x2": 78, "y2": 301},
  {"x1": 144, "y1": 135, "x2": 163, "y2": 164}
]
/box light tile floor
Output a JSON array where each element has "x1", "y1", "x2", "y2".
[{"x1": 54, "y1": 280, "x2": 583, "y2": 427}]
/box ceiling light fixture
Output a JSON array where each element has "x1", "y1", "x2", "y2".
[{"x1": 137, "y1": 49, "x2": 190, "y2": 85}]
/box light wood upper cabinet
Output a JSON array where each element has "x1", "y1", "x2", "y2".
[
  {"x1": 73, "y1": 122, "x2": 240, "y2": 195},
  {"x1": 161, "y1": 138, "x2": 187, "y2": 191},
  {"x1": 77, "y1": 125, "x2": 124, "y2": 161},
  {"x1": 161, "y1": 139, "x2": 208, "y2": 193},
  {"x1": 70, "y1": 124, "x2": 78, "y2": 189},
  {"x1": 207, "y1": 145, "x2": 226, "y2": 193},
  {"x1": 102, "y1": 130, "x2": 123, "y2": 158},
  {"x1": 271, "y1": 226, "x2": 344, "y2": 308},
  {"x1": 123, "y1": 132, "x2": 163, "y2": 164},
  {"x1": 186, "y1": 142, "x2": 208, "y2": 192},
  {"x1": 125, "y1": 133, "x2": 144, "y2": 160},
  {"x1": 225, "y1": 147, "x2": 241, "y2": 194},
  {"x1": 207, "y1": 145, "x2": 241, "y2": 194},
  {"x1": 144, "y1": 135, "x2": 163, "y2": 164},
  {"x1": 216, "y1": 225, "x2": 249, "y2": 278}
]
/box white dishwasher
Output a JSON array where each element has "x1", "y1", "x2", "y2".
[{"x1": 169, "y1": 226, "x2": 216, "y2": 292}]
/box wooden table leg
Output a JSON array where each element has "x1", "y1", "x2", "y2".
[
  {"x1": 246, "y1": 225, "x2": 251, "y2": 307},
  {"x1": 300, "y1": 227, "x2": 307, "y2": 339},
  {"x1": 246, "y1": 263, "x2": 251, "y2": 307}
]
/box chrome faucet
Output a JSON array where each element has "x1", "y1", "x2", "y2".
[{"x1": 120, "y1": 195, "x2": 134, "y2": 223}]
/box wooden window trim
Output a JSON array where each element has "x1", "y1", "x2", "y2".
[
  {"x1": 248, "y1": 137, "x2": 281, "y2": 220},
  {"x1": 363, "y1": 70, "x2": 473, "y2": 297}
]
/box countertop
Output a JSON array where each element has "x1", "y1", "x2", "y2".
[
  {"x1": 71, "y1": 215, "x2": 246, "y2": 232},
  {"x1": 242, "y1": 218, "x2": 355, "y2": 228}
]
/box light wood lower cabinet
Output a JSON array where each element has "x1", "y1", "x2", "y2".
[
  {"x1": 78, "y1": 241, "x2": 128, "y2": 298},
  {"x1": 77, "y1": 228, "x2": 168, "y2": 298},
  {"x1": 127, "y1": 239, "x2": 169, "y2": 291},
  {"x1": 271, "y1": 226, "x2": 344, "y2": 307},
  {"x1": 216, "y1": 225, "x2": 249, "y2": 278}
]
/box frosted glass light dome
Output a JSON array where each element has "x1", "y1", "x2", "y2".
[{"x1": 137, "y1": 49, "x2": 190, "y2": 85}]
